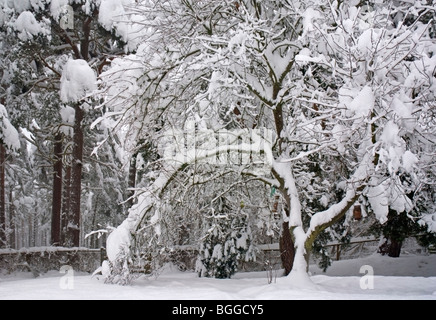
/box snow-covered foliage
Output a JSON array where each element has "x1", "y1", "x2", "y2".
[
  {"x1": 60, "y1": 59, "x2": 96, "y2": 103},
  {"x1": 13, "y1": 10, "x2": 50, "y2": 41},
  {"x1": 1, "y1": 0, "x2": 142, "y2": 52},
  {"x1": 0, "y1": 104, "x2": 20, "y2": 151}
]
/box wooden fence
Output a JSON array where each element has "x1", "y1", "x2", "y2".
[
  {"x1": 324, "y1": 237, "x2": 380, "y2": 261},
  {"x1": 0, "y1": 247, "x2": 105, "y2": 276}
]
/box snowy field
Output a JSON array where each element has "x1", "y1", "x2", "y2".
[{"x1": 0, "y1": 253, "x2": 435, "y2": 300}]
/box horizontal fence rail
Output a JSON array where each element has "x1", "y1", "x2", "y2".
[{"x1": 0, "y1": 247, "x2": 105, "y2": 276}]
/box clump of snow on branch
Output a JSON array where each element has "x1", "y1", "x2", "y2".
[
  {"x1": 60, "y1": 59, "x2": 97, "y2": 103},
  {"x1": 13, "y1": 10, "x2": 50, "y2": 41},
  {"x1": 49, "y1": 0, "x2": 68, "y2": 21},
  {"x1": 348, "y1": 86, "x2": 375, "y2": 117},
  {"x1": 98, "y1": 0, "x2": 144, "y2": 52},
  {"x1": 5, "y1": 0, "x2": 31, "y2": 13}
]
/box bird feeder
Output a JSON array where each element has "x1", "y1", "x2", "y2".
[{"x1": 272, "y1": 195, "x2": 280, "y2": 213}]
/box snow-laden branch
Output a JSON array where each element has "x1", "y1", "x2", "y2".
[
  {"x1": 106, "y1": 128, "x2": 275, "y2": 263},
  {"x1": 304, "y1": 151, "x2": 375, "y2": 243}
]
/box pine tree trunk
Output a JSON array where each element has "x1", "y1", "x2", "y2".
[
  {"x1": 9, "y1": 189, "x2": 15, "y2": 249},
  {"x1": 33, "y1": 208, "x2": 38, "y2": 246},
  {"x1": 61, "y1": 165, "x2": 71, "y2": 246},
  {"x1": 51, "y1": 133, "x2": 63, "y2": 246},
  {"x1": 68, "y1": 105, "x2": 84, "y2": 247},
  {"x1": 0, "y1": 143, "x2": 6, "y2": 248}
]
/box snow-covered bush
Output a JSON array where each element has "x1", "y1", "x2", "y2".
[{"x1": 196, "y1": 198, "x2": 255, "y2": 279}]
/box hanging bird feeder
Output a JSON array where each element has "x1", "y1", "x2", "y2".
[
  {"x1": 272, "y1": 195, "x2": 280, "y2": 213},
  {"x1": 271, "y1": 186, "x2": 280, "y2": 213}
]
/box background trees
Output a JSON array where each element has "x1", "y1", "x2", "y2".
[{"x1": 0, "y1": 0, "x2": 135, "y2": 248}]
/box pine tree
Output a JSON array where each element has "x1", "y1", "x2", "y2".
[{"x1": 196, "y1": 197, "x2": 254, "y2": 279}]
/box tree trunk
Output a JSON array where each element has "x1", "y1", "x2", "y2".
[
  {"x1": 9, "y1": 188, "x2": 15, "y2": 249},
  {"x1": 0, "y1": 143, "x2": 5, "y2": 248},
  {"x1": 51, "y1": 133, "x2": 63, "y2": 246},
  {"x1": 61, "y1": 165, "x2": 71, "y2": 246},
  {"x1": 126, "y1": 153, "x2": 137, "y2": 209},
  {"x1": 33, "y1": 207, "x2": 38, "y2": 246},
  {"x1": 90, "y1": 193, "x2": 100, "y2": 248},
  {"x1": 271, "y1": 174, "x2": 296, "y2": 276},
  {"x1": 388, "y1": 239, "x2": 403, "y2": 258},
  {"x1": 279, "y1": 220, "x2": 295, "y2": 276},
  {"x1": 68, "y1": 105, "x2": 84, "y2": 247}
]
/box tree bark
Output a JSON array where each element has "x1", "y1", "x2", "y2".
[
  {"x1": 51, "y1": 133, "x2": 63, "y2": 246},
  {"x1": 67, "y1": 105, "x2": 84, "y2": 247},
  {"x1": 61, "y1": 165, "x2": 71, "y2": 246},
  {"x1": 0, "y1": 143, "x2": 6, "y2": 248},
  {"x1": 81, "y1": 16, "x2": 93, "y2": 61},
  {"x1": 9, "y1": 188, "x2": 15, "y2": 249},
  {"x1": 279, "y1": 221, "x2": 295, "y2": 276},
  {"x1": 271, "y1": 170, "x2": 296, "y2": 276}
]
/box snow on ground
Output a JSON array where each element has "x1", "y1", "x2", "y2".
[{"x1": 0, "y1": 253, "x2": 435, "y2": 300}]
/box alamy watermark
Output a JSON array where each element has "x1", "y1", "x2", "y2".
[
  {"x1": 59, "y1": 5, "x2": 74, "y2": 30},
  {"x1": 359, "y1": 265, "x2": 374, "y2": 290},
  {"x1": 59, "y1": 265, "x2": 75, "y2": 290}
]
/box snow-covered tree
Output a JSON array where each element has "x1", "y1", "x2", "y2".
[{"x1": 99, "y1": 0, "x2": 436, "y2": 286}]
